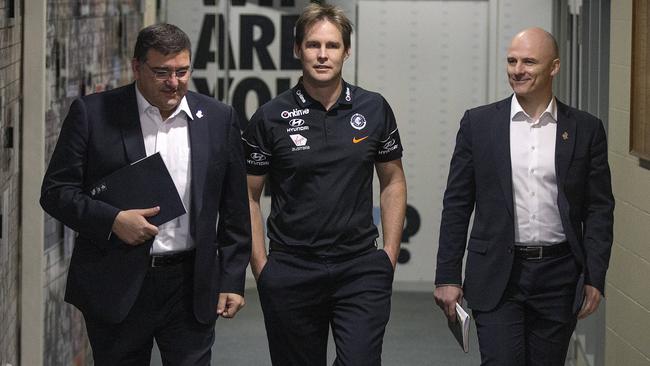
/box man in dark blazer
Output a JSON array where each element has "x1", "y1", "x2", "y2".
[
  {"x1": 434, "y1": 28, "x2": 614, "y2": 365},
  {"x1": 40, "y1": 24, "x2": 251, "y2": 365}
]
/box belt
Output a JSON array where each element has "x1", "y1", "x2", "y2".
[
  {"x1": 150, "y1": 250, "x2": 195, "y2": 268},
  {"x1": 513, "y1": 242, "x2": 571, "y2": 260},
  {"x1": 269, "y1": 241, "x2": 375, "y2": 263}
]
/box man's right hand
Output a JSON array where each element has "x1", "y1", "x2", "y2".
[
  {"x1": 111, "y1": 207, "x2": 160, "y2": 245},
  {"x1": 434, "y1": 285, "x2": 464, "y2": 322}
]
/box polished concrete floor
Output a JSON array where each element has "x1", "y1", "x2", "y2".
[{"x1": 150, "y1": 289, "x2": 481, "y2": 365}]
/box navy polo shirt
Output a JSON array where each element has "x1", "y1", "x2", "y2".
[{"x1": 242, "y1": 80, "x2": 403, "y2": 258}]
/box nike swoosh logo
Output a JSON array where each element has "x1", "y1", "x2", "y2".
[{"x1": 352, "y1": 136, "x2": 369, "y2": 143}]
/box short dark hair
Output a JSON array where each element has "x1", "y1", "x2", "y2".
[
  {"x1": 133, "y1": 23, "x2": 192, "y2": 62},
  {"x1": 295, "y1": 3, "x2": 353, "y2": 51}
]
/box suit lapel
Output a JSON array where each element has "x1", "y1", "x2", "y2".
[
  {"x1": 555, "y1": 100, "x2": 576, "y2": 187},
  {"x1": 493, "y1": 98, "x2": 514, "y2": 218},
  {"x1": 186, "y1": 92, "x2": 210, "y2": 217},
  {"x1": 120, "y1": 83, "x2": 147, "y2": 163}
]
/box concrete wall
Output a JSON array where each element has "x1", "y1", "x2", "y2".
[
  {"x1": 605, "y1": 0, "x2": 650, "y2": 364},
  {"x1": 0, "y1": 0, "x2": 22, "y2": 364}
]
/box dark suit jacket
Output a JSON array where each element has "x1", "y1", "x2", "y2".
[
  {"x1": 41, "y1": 83, "x2": 251, "y2": 324},
  {"x1": 435, "y1": 96, "x2": 614, "y2": 312}
]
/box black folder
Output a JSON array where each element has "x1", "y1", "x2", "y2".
[{"x1": 88, "y1": 152, "x2": 186, "y2": 226}]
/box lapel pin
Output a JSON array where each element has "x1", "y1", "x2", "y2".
[
  {"x1": 562, "y1": 131, "x2": 569, "y2": 141},
  {"x1": 196, "y1": 110, "x2": 204, "y2": 119}
]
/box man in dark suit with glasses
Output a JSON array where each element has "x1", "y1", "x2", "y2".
[{"x1": 41, "y1": 23, "x2": 251, "y2": 365}]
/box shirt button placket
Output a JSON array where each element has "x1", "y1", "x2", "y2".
[
  {"x1": 322, "y1": 112, "x2": 329, "y2": 145},
  {"x1": 157, "y1": 123, "x2": 168, "y2": 161}
]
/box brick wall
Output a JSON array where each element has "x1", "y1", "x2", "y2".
[{"x1": 606, "y1": 0, "x2": 650, "y2": 365}]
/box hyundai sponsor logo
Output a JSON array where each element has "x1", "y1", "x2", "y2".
[
  {"x1": 379, "y1": 139, "x2": 399, "y2": 155},
  {"x1": 247, "y1": 152, "x2": 270, "y2": 166},
  {"x1": 250, "y1": 153, "x2": 266, "y2": 162},
  {"x1": 287, "y1": 118, "x2": 309, "y2": 133},
  {"x1": 289, "y1": 119, "x2": 305, "y2": 127}
]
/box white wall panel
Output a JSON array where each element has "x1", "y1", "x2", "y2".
[
  {"x1": 490, "y1": 0, "x2": 554, "y2": 100},
  {"x1": 358, "y1": 0, "x2": 489, "y2": 283},
  {"x1": 358, "y1": 0, "x2": 552, "y2": 285}
]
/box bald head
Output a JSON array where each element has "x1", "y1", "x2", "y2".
[{"x1": 511, "y1": 27, "x2": 559, "y2": 60}]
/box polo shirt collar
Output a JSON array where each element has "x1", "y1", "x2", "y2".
[
  {"x1": 338, "y1": 81, "x2": 353, "y2": 106},
  {"x1": 293, "y1": 78, "x2": 354, "y2": 108}
]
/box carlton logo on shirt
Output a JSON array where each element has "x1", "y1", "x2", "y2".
[{"x1": 350, "y1": 113, "x2": 367, "y2": 130}]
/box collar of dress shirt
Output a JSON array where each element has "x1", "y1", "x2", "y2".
[
  {"x1": 134, "y1": 83, "x2": 194, "y2": 122},
  {"x1": 510, "y1": 94, "x2": 557, "y2": 125}
]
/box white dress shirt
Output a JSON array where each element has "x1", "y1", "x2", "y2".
[
  {"x1": 509, "y1": 95, "x2": 566, "y2": 245},
  {"x1": 136, "y1": 85, "x2": 194, "y2": 254}
]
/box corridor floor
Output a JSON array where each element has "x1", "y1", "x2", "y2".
[{"x1": 151, "y1": 289, "x2": 481, "y2": 365}]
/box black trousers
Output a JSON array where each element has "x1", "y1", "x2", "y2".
[
  {"x1": 473, "y1": 253, "x2": 580, "y2": 366},
  {"x1": 83, "y1": 260, "x2": 215, "y2": 366},
  {"x1": 257, "y1": 248, "x2": 395, "y2": 366}
]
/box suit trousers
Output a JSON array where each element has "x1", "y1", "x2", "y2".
[
  {"x1": 83, "y1": 259, "x2": 215, "y2": 366},
  {"x1": 472, "y1": 252, "x2": 580, "y2": 366},
  {"x1": 256, "y1": 248, "x2": 394, "y2": 366}
]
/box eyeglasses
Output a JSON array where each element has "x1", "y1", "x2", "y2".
[{"x1": 142, "y1": 62, "x2": 191, "y2": 81}]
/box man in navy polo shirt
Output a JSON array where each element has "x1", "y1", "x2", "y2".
[{"x1": 242, "y1": 3, "x2": 407, "y2": 365}]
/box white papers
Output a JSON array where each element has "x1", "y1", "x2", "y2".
[{"x1": 448, "y1": 302, "x2": 470, "y2": 353}]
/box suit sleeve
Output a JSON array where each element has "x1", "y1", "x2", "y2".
[
  {"x1": 435, "y1": 110, "x2": 476, "y2": 285},
  {"x1": 582, "y1": 120, "x2": 615, "y2": 294},
  {"x1": 40, "y1": 98, "x2": 121, "y2": 243},
  {"x1": 217, "y1": 106, "x2": 252, "y2": 295}
]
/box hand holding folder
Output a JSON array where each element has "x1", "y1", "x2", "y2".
[
  {"x1": 88, "y1": 153, "x2": 186, "y2": 226},
  {"x1": 448, "y1": 302, "x2": 470, "y2": 353}
]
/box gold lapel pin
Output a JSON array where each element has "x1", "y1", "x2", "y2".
[{"x1": 562, "y1": 131, "x2": 569, "y2": 141}]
